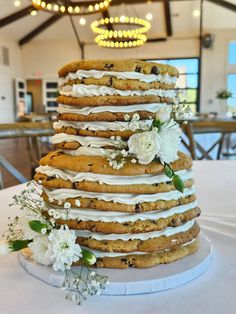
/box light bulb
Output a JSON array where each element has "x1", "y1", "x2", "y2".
[
  {"x1": 193, "y1": 9, "x2": 200, "y2": 17},
  {"x1": 79, "y1": 18, "x2": 86, "y2": 25},
  {"x1": 14, "y1": 0, "x2": 21, "y2": 6},
  {"x1": 31, "y1": 10, "x2": 37, "y2": 16},
  {"x1": 146, "y1": 13, "x2": 153, "y2": 21}
]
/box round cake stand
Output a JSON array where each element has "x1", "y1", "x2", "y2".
[{"x1": 18, "y1": 232, "x2": 212, "y2": 296}]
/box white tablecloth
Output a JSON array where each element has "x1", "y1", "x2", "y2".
[{"x1": 0, "y1": 160, "x2": 236, "y2": 314}]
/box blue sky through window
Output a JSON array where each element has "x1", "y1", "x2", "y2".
[
  {"x1": 227, "y1": 74, "x2": 236, "y2": 112},
  {"x1": 228, "y1": 42, "x2": 236, "y2": 64}
]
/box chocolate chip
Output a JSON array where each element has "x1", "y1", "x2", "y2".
[
  {"x1": 108, "y1": 77, "x2": 113, "y2": 87},
  {"x1": 121, "y1": 258, "x2": 127, "y2": 262},
  {"x1": 72, "y1": 182, "x2": 77, "y2": 189},
  {"x1": 135, "y1": 65, "x2": 141, "y2": 72},
  {"x1": 104, "y1": 63, "x2": 114, "y2": 70},
  {"x1": 46, "y1": 176, "x2": 53, "y2": 181},
  {"x1": 151, "y1": 66, "x2": 159, "y2": 75},
  {"x1": 135, "y1": 204, "x2": 142, "y2": 213},
  {"x1": 123, "y1": 223, "x2": 129, "y2": 226}
]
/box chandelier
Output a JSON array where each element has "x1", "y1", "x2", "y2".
[
  {"x1": 32, "y1": 0, "x2": 112, "y2": 15},
  {"x1": 91, "y1": 16, "x2": 151, "y2": 48}
]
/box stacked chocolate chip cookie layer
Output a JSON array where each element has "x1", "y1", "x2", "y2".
[{"x1": 35, "y1": 60, "x2": 201, "y2": 269}]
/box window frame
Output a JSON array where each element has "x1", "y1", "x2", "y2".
[{"x1": 144, "y1": 57, "x2": 200, "y2": 112}]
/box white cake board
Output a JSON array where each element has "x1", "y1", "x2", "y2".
[{"x1": 18, "y1": 232, "x2": 212, "y2": 296}]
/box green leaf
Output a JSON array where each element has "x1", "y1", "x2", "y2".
[
  {"x1": 81, "y1": 249, "x2": 97, "y2": 265},
  {"x1": 172, "y1": 175, "x2": 184, "y2": 193},
  {"x1": 10, "y1": 240, "x2": 30, "y2": 252},
  {"x1": 152, "y1": 119, "x2": 161, "y2": 130},
  {"x1": 164, "y1": 164, "x2": 174, "y2": 178},
  {"x1": 29, "y1": 220, "x2": 47, "y2": 234}
]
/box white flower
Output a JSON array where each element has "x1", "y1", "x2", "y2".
[
  {"x1": 64, "y1": 202, "x2": 71, "y2": 209},
  {"x1": 19, "y1": 215, "x2": 39, "y2": 240},
  {"x1": 124, "y1": 114, "x2": 130, "y2": 121},
  {"x1": 53, "y1": 212, "x2": 61, "y2": 220},
  {"x1": 48, "y1": 225, "x2": 82, "y2": 272},
  {"x1": 158, "y1": 120, "x2": 181, "y2": 164},
  {"x1": 131, "y1": 158, "x2": 137, "y2": 163},
  {"x1": 48, "y1": 198, "x2": 54, "y2": 203},
  {"x1": 48, "y1": 209, "x2": 55, "y2": 217},
  {"x1": 132, "y1": 113, "x2": 140, "y2": 121},
  {"x1": 0, "y1": 240, "x2": 11, "y2": 255},
  {"x1": 155, "y1": 106, "x2": 172, "y2": 122},
  {"x1": 128, "y1": 129, "x2": 160, "y2": 164},
  {"x1": 28, "y1": 235, "x2": 52, "y2": 266},
  {"x1": 41, "y1": 228, "x2": 47, "y2": 235}
]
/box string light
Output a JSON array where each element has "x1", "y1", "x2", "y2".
[
  {"x1": 30, "y1": 10, "x2": 37, "y2": 16},
  {"x1": 31, "y1": 0, "x2": 112, "y2": 15},
  {"x1": 14, "y1": 0, "x2": 21, "y2": 7},
  {"x1": 79, "y1": 18, "x2": 86, "y2": 25},
  {"x1": 91, "y1": 16, "x2": 151, "y2": 48}
]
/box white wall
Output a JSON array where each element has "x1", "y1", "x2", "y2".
[
  {"x1": 0, "y1": 32, "x2": 22, "y2": 123},
  {"x1": 200, "y1": 28, "x2": 236, "y2": 113},
  {"x1": 21, "y1": 39, "x2": 81, "y2": 79}
]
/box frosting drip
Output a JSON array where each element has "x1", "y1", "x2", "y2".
[
  {"x1": 51, "y1": 133, "x2": 116, "y2": 147},
  {"x1": 75, "y1": 220, "x2": 195, "y2": 241},
  {"x1": 45, "y1": 186, "x2": 195, "y2": 204},
  {"x1": 59, "y1": 69, "x2": 177, "y2": 86},
  {"x1": 57, "y1": 103, "x2": 168, "y2": 115},
  {"x1": 53, "y1": 120, "x2": 152, "y2": 132},
  {"x1": 36, "y1": 165, "x2": 193, "y2": 186},
  {"x1": 60, "y1": 84, "x2": 177, "y2": 100},
  {"x1": 49, "y1": 201, "x2": 198, "y2": 223}
]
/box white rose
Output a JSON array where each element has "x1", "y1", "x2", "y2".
[
  {"x1": 155, "y1": 106, "x2": 172, "y2": 122},
  {"x1": 158, "y1": 120, "x2": 181, "y2": 164},
  {"x1": 28, "y1": 235, "x2": 52, "y2": 266},
  {"x1": 0, "y1": 240, "x2": 11, "y2": 255},
  {"x1": 128, "y1": 129, "x2": 160, "y2": 164}
]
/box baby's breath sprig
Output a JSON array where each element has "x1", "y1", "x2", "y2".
[{"x1": 62, "y1": 267, "x2": 109, "y2": 305}]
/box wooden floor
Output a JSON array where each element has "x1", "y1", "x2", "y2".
[{"x1": 0, "y1": 138, "x2": 32, "y2": 188}]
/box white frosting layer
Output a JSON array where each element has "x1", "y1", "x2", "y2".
[
  {"x1": 60, "y1": 84, "x2": 176, "y2": 100},
  {"x1": 51, "y1": 133, "x2": 116, "y2": 147},
  {"x1": 83, "y1": 238, "x2": 196, "y2": 258},
  {"x1": 63, "y1": 147, "x2": 113, "y2": 157},
  {"x1": 50, "y1": 200, "x2": 198, "y2": 223},
  {"x1": 57, "y1": 103, "x2": 168, "y2": 115},
  {"x1": 45, "y1": 186, "x2": 195, "y2": 204},
  {"x1": 53, "y1": 120, "x2": 152, "y2": 132},
  {"x1": 36, "y1": 165, "x2": 193, "y2": 186},
  {"x1": 59, "y1": 70, "x2": 177, "y2": 86},
  {"x1": 75, "y1": 220, "x2": 195, "y2": 241}
]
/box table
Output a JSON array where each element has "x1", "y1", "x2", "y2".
[{"x1": 0, "y1": 160, "x2": 236, "y2": 314}]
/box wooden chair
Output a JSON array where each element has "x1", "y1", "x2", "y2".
[
  {"x1": 0, "y1": 122, "x2": 53, "y2": 188},
  {"x1": 181, "y1": 120, "x2": 236, "y2": 160}
]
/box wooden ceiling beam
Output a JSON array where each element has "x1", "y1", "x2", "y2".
[
  {"x1": 147, "y1": 37, "x2": 167, "y2": 42},
  {"x1": 206, "y1": 0, "x2": 236, "y2": 12},
  {"x1": 19, "y1": 15, "x2": 63, "y2": 46},
  {"x1": 0, "y1": 5, "x2": 35, "y2": 28},
  {"x1": 163, "y1": 0, "x2": 173, "y2": 37}
]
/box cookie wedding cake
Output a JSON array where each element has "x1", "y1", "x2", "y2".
[{"x1": 34, "y1": 59, "x2": 201, "y2": 269}]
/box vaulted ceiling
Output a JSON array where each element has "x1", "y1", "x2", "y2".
[{"x1": 0, "y1": 0, "x2": 236, "y2": 47}]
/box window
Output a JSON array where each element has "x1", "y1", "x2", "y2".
[
  {"x1": 228, "y1": 42, "x2": 236, "y2": 65},
  {"x1": 147, "y1": 58, "x2": 199, "y2": 112},
  {"x1": 227, "y1": 42, "x2": 236, "y2": 113},
  {"x1": 227, "y1": 74, "x2": 236, "y2": 113}
]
